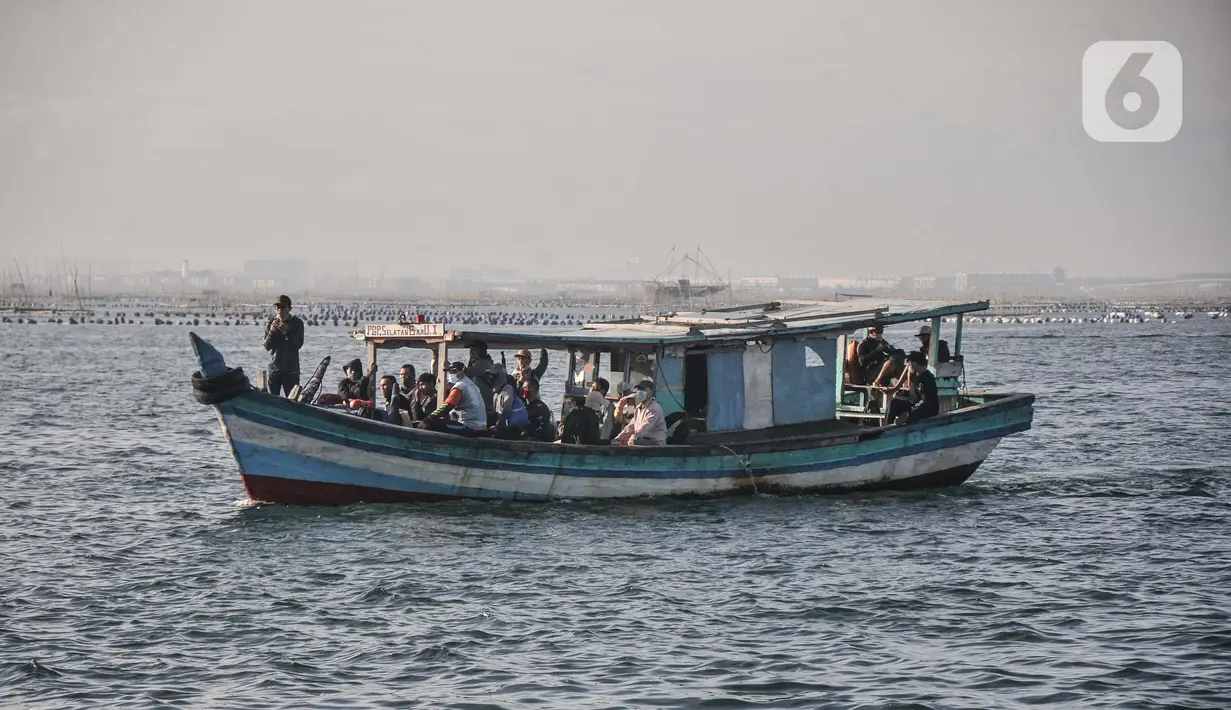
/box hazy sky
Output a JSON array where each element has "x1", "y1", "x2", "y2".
[{"x1": 0, "y1": 0, "x2": 1228, "y2": 279}]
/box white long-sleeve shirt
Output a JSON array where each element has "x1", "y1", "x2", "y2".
[{"x1": 615, "y1": 399, "x2": 667, "y2": 446}]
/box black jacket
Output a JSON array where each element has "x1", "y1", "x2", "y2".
[
  {"x1": 917, "y1": 340, "x2": 952, "y2": 364},
  {"x1": 907, "y1": 369, "x2": 940, "y2": 423},
  {"x1": 524, "y1": 399, "x2": 557, "y2": 442},
  {"x1": 561, "y1": 406, "x2": 601, "y2": 445},
  {"x1": 338, "y1": 375, "x2": 373, "y2": 400},
  {"x1": 383, "y1": 393, "x2": 411, "y2": 425},
  {"x1": 857, "y1": 336, "x2": 891, "y2": 382},
  {"x1": 410, "y1": 392, "x2": 437, "y2": 422},
  {"x1": 263, "y1": 315, "x2": 305, "y2": 375}
]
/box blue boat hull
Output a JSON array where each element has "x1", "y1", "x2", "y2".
[
  {"x1": 192, "y1": 333, "x2": 1033, "y2": 505},
  {"x1": 207, "y1": 389, "x2": 1031, "y2": 504}
]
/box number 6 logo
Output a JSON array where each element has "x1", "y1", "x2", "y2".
[{"x1": 1083, "y1": 41, "x2": 1182, "y2": 143}]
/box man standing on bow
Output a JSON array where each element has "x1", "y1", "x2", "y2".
[{"x1": 263, "y1": 295, "x2": 305, "y2": 396}]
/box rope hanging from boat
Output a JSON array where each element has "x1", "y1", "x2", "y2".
[
  {"x1": 716, "y1": 444, "x2": 759, "y2": 494},
  {"x1": 191, "y1": 367, "x2": 251, "y2": 405}
]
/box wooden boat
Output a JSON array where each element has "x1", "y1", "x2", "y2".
[{"x1": 189, "y1": 300, "x2": 1033, "y2": 505}]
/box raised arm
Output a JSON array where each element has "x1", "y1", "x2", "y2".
[
  {"x1": 533, "y1": 348, "x2": 549, "y2": 379},
  {"x1": 263, "y1": 319, "x2": 283, "y2": 351}
]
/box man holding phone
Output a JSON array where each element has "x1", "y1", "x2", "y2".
[{"x1": 264, "y1": 294, "x2": 305, "y2": 396}]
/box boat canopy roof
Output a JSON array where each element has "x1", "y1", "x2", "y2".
[{"x1": 363, "y1": 299, "x2": 989, "y2": 350}]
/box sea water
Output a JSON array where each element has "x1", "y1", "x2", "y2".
[{"x1": 1, "y1": 319, "x2": 1228, "y2": 708}]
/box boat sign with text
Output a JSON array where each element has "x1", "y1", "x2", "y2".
[{"x1": 364, "y1": 323, "x2": 445, "y2": 338}]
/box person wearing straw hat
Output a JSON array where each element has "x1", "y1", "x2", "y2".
[{"x1": 913, "y1": 324, "x2": 952, "y2": 365}]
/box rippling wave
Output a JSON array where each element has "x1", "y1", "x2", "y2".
[{"x1": 2, "y1": 319, "x2": 1229, "y2": 708}]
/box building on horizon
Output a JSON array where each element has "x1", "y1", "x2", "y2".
[{"x1": 955, "y1": 272, "x2": 1060, "y2": 297}]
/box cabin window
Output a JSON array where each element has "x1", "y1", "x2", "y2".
[
  {"x1": 605, "y1": 349, "x2": 657, "y2": 398},
  {"x1": 804, "y1": 343, "x2": 826, "y2": 368},
  {"x1": 567, "y1": 348, "x2": 598, "y2": 396}
]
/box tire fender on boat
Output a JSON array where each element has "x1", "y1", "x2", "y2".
[{"x1": 191, "y1": 367, "x2": 251, "y2": 405}]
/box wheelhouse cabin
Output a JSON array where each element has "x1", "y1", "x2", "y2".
[{"x1": 358, "y1": 299, "x2": 990, "y2": 439}]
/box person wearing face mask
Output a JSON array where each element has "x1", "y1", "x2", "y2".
[
  {"x1": 464, "y1": 342, "x2": 496, "y2": 417},
  {"x1": 520, "y1": 379, "x2": 558, "y2": 442},
  {"x1": 419, "y1": 361, "x2": 487, "y2": 435},
  {"x1": 613, "y1": 380, "x2": 667, "y2": 447}
]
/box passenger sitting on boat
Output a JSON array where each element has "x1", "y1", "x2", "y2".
[
  {"x1": 869, "y1": 349, "x2": 909, "y2": 414},
  {"x1": 510, "y1": 347, "x2": 549, "y2": 391},
  {"x1": 409, "y1": 372, "x2": 438, "y2": 424},
  {"x1": 561, "y1": 397, "x2": 602, "y2": 445},
  {"x1": 587, "y1": 378, "x2": 617, "y2": 442},
  {"x1": 420, "y1": 361, "x2": 488, "y2": 436},
  {"x1": 914, "y1": 325, "x2": 952, "y2": 364},
  {"x1": 338, "y1": 359, "x2": 376, "y2": 401},
  {"x1": 378, "y1": 375, "x2": 411, "y2": 425},
  {"x1": 520, "y1": 379, "x2": 558, "y2": 442},
  {"x1": 857, "y1": 325, "x2": 893, "y2": 384},
  {"x1": 894, "y1": 351, "x2": 939, "y2": 425},
  {"x1": 613, "y1": 380, "x2": 667, "y2": 447},
  {"x1": 489, "y1": 364, "x2": 530, "y2": 437},
  {"x1": 398, "y1": 364, "x2": 416, "y2": 397},
  {"x1": 465, "y1": 342, "x2": 496, "y2": 419}
]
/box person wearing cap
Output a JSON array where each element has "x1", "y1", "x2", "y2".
[
  {"x1": 893, "y1": 351, "x2": 939, "y2": 425},
  {"x1": 914, "y1": 324, "x2": 952, "y2": 365},
  {"x1": 510, "y1": 347, "x2": 549, "y2": 391},
  {"x1": 613, "y1": 380, "x2": 668, "y2": 446},
  {"x1": 263, "y1": 295, "x2": 305, "y2": 396},
  {"x1": 421, "y1": 361, "x2": 488, "y2": 435},
  {"x1": 856, "y1": 324, "x2": 893, "y2": 386}
]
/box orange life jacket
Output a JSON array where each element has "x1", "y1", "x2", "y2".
[{"x1": 844, "y1": 340, "x2": 863, "y2": 385}]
